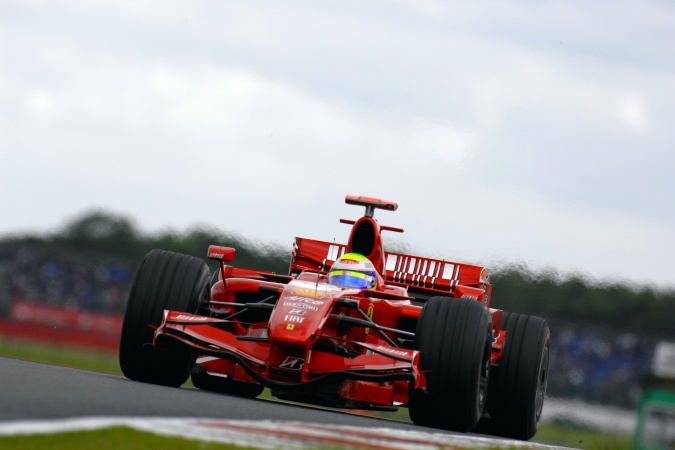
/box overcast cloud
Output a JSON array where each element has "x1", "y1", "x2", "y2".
[{"x1": 1, "y1": 0, "x2": 674, "y2": 288}]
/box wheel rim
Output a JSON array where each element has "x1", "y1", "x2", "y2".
[{"x1": 535, "y1": 345, "x2": 549, "y2": 421}]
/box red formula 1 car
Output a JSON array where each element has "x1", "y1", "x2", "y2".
[{"x1": 119, "y1": 195, "x2": 550, "y2": 440}]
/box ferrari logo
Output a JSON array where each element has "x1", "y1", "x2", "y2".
[
  {"x1": 286, "y1": 324, "x2": 295, "y2": 330},
  {"x1": 365, "y1": 304, "x2": 374, "y2": 335}
]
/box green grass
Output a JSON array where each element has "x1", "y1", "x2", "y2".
[
  {"x1": 533, "y1": 422, "x2": 631, "y2": 450},
  {"x1": 0, "y1": 339, "x2": 122, "y2": 375},
  {"x1": 0, "y1": 426, "x2": 255, "y2": 450},
  {"x1": 0, "y1": 338, "x2": 633, "y2": 449}
]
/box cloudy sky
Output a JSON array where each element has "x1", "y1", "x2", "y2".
[{"x1": 1, "y1": 0, "x2": 674, "y2": 289}]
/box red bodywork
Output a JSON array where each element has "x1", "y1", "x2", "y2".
[{"x1": 154, "y1": 195, "x2": 506, "y2": 409}]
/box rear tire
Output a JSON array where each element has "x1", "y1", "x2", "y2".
[
  {"x1": 476, "y1": 312, "x2": 550, "y2": 440},
  {"x1": 119, "y1": 249, "x2": 210, "y2": 387},
  {"x1": 408, "y1": 297, "x2": 492, "y2": 432}
]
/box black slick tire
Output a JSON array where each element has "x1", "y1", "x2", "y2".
[
  {"x1": 476, "y1": 312, "x2": 550, "y2": 440},
  {"x1": 408, "y1": 297, "x2": 493, "y2": 432},
  {"x1": 119, "y1": 249, "x2": 210, "y2": 387}
]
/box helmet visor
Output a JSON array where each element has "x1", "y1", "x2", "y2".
[{"x1": 328, "y1": 270, "x2": 376, "y2": 289}]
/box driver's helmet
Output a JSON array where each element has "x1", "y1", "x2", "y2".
[{"x1": 328, "y1": 253, "x2": 377, "y2": 289}]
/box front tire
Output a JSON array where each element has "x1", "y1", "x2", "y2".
[
  {"x1": 476, "y1": 312, "x2": 550, "y2": 440},
  {"x1": 408, "y1": 297, "x2": 493, "y2": 432},
  {"x1": 119, "y1": 249, "x2": 210, "y2": 387}
]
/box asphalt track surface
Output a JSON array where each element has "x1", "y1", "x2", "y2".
[
  {"x1": 0, "y1": 356, "x2": 427, "y2": 428},
  {"x1": 1, "y1": 357, "x2": 572, "y2": 449}
]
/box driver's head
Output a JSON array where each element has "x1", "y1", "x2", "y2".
[{"x1": 328, "y1": 253, "x2": 377, "y2": 289}]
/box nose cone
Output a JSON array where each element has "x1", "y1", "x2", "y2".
[{"x1": 268, "y1": 280, "x2": 342, "y2": 346}]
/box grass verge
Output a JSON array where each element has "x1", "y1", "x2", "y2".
[
  {"x1": 0, "y1": 426, "x2": 255, "y2": 450},
  {"x1": 0, "y1": 338, "x2": 122, "y2": 375},
  {"x1": 533, "y1": 422, "x2": 631, "y2": 449}
]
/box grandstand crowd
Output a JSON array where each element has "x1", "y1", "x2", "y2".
[
  {"x1": 0, "y1": 247, "x2": 133, "y2": 315},
  {"x1": 0, "y1": 248, "x2": 657, "y2": 409},
  {"x1": 548, "y1": 323, "x2": 654, "y2": 408}
]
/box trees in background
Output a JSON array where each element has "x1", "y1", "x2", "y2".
[
  {"x1": 491, "y1": 266, "x2": 674, "y2": 338},
  {"x1": 2, "y1": 210, "x2": 289, "y2": 274}
]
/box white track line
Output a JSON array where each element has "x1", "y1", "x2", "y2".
[{"x1": 0, "y1": 417, "x2": 574, "y2": 449}]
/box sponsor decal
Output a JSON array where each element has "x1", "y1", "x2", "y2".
[
  {"x1": 286, "y1": 324, "x2": 295, "y2": 330},
  {"x1": 480, "y1": 268, "x2": 490, "y2": 284},
  {"x1": 288, "y1": 309, "x2": 306, "y2": 315},
  {"x1": 287, "y1": 280, "x2": 341, "y2": 298},
  {"x1": 285, "y1": 315, "x2": 304, "y2": 323},
  {"x1": 206, "y1": 246, "x2": 235, "y2": 261},
  {"x1": 375, "y1": 346, "x2": 409, "y2": 357},
  {"x1": 339, "y1": 259, "x2": 359, "y2": 265},
  {"x1": 284, "y1": 296, "x2": 324, "y2": 305},
  {"x1": 279, "y1": 357, "x2": 304, "y2": 370},
  {"x1": 282, "y1": 302, "x2": 318, "y2": 311},
  {"x1": 175, "y1": 315, "x2": 210, "y2": 321},
  {"x1": 461, "y1": 294, "x2": 479, "y2": 301},
  {"x1": 289, "y1": 288, "x2": 327, "y2": 298}
]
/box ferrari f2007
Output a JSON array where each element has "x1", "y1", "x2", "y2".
[{"x1": 119, "y1": 195, "x2": 550, "y2": 440}]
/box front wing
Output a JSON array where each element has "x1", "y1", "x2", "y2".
[{"x1": 155, "y1": 310, "x2": 422, "y2": 406}]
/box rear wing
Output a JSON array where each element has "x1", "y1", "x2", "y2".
[{"x1": 290, "y1": 237, "x2": 492, "y2": 304}]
